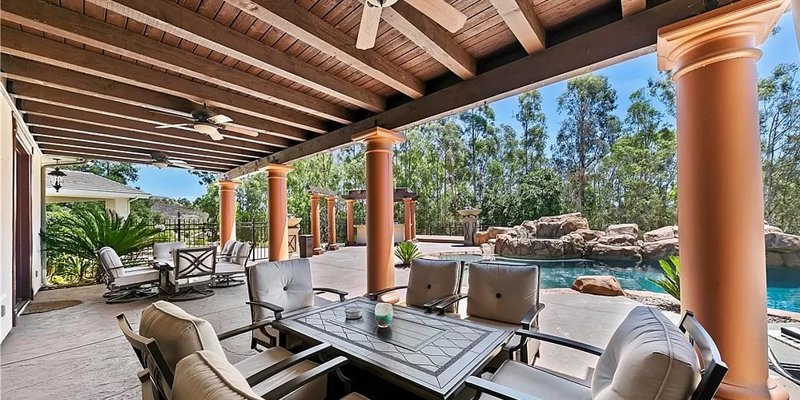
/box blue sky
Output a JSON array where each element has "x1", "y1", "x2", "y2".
[{"x1": 134, "y1": 13, "x2": 799, "y2": 201}]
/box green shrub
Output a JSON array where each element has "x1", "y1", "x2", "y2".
[
  {"x1": 648, "y1": 256, "x2": 681, "y2": 300},
  {"x1": 394, "y1": 241, "x2": 422, "y2": 267}
]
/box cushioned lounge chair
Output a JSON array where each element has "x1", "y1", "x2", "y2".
[
  {"x1": 247, "y1": 258, "x2": 348, "y2": 350},
  {"x1": 152, "y1": 242, "x2": 185, "y2": 267},
  {"x1": 97, "y1": 247, "x2": 159, "y2": 304},
  {"x1": 167, "y1": 246, "x2": 216, "y2": 301},
  {"x1": 211, "y1": 241, "x2": 253, "y2": 288},
  {"x1": 465, "y1": 307, "x2": 728, "y2": 400},
  {"x1": 118, "y1": 300, "x2": 333, "y2": 400},
  {"x1": 433, "y1": 261, "x2": 545, "y2": 367},
  {"x1": 366, "y1": 258, "x2": 463, "y2": 311}
]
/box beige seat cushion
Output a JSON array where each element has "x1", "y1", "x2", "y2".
[
  {"x1": 219, "y1": 240, "x2": 237, "y2": 262},
  {"x1": 113, "y1": 269, "x2": 160, "y2": 287},
  {"x1": 139, "y1": 301, "x2": 225, "y2": 370},
  {"x1": 484, "y1": 360, "x2": 592, "y2": 400},
  {"x1": 466, "y1": 262, "x2": 540, "y2": 325},
  {"x1": 248, "y1": 259, "x2": 314, "y2": 321},
  {"x1": 154, "y1": 242, "x2": 185, "y2": 263},
  {"x1": 173, "y1": 350, "x2": 262, "y2": 400},
  {"x1": 462, "y1": 315, "x2": 540, "y2": 368},
  {"x1": 216, "y1": 261, "x2": 245, "y2": 274},
  {"x1": 98, "y1": 248, "x2": 125, "y2": 278},
  {"x1": 405, "y1": 259, "x2": 461, "y2": 308},
  {"x1": 592, "y1": 306, "x2": 700, "y2": 400}
]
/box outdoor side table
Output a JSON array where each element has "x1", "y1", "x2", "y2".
[{"x1": 272, "y1": 298, "x2": 513, "y2": 400}]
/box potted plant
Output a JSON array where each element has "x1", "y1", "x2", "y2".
[{"x1": 394, "y1": 241, "x2": 422, "y2": 268}]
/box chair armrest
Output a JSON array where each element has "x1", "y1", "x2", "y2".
[
  {"x1": 464, "y1": 377, "x2": 543, "y2": 400},
  {"x1": 520, "y1": 303, "x2": 546, "y2": 329},
  {"x1": 217, "y1": 319, "x2": 274, "y2": 342},
  {"x1": 366, "y1": 285, "x2": 408, "y2": 301},
  {"x1": 422, "y1": 293, "x2": 461, "y2": 313},
  {"x1": 245, "y1": 343, "x2": 332, "y2": 387},
  {"x1": 313, "y1": 287, "x2": 348, "y2": 302},
  {"x1": 247, "y1": 301, "x2": 285, "y2": 320},
  {"x1": 260, "y1": 356, "x2": 348, "y2": 400},
  {"x1": 434, "y1": 294, "x2": 468, "y2": 315},
  {"x1": 515, "y1": 329, "x2": 604, "y2": 356}
]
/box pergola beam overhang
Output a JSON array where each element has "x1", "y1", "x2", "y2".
[{"x1": 225, "y1": 0, "x2": 721, "y2": 179}]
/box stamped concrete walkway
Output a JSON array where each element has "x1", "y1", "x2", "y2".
[{"x1": 2, "y1": 243, "x2": 798, "y2": 399}]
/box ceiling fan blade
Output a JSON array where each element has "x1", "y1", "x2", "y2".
[
  {"x1": 171, "y1": 162, "x2": 195, "y2": 170},
  {"x1": 356, "y1": 4, "x2": 382, "y2": 50},
  {"x1": 404, "y1": 0, "x2": 467, "y2": 33},
  {"x1": 207, "y1": 127, "x2": 225, "y2": 141},
  {"x1": 208, "y1": 114, "x2": 233, "y2": 125},
  {"x1": 155, "y1": 123, "x2": 193, "y2": 129},
  {"x1": 148, "y1": 109, "x2": 195, "y2": 120}
]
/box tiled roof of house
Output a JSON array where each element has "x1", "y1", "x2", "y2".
[{"x1": 47, "y1": 169, "x2": 149, "y2": 197}]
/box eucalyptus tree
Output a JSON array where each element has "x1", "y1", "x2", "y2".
[
  {"x1": 458, "y1": 105, "x2": 496, "y2": 206},
  {"x1": 515, "y1": 90, "x2": 547, "y2": 171}
]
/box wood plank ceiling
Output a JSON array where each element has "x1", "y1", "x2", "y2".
[{"x1": 1, "y1": 0, "x2": 651, "y2": 173}]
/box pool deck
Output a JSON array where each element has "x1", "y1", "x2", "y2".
[{"x1": 2, "y1": 243, "x2": 798, "y2": 399}]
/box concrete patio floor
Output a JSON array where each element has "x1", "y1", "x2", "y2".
[{"x1": 2, "y1": 243, "x2": 798, "y2": 399}]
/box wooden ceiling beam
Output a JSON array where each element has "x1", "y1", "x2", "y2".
[
  {"x1": 25, "y1": 116, "x2": 264, "y2": 161},
  {"x1": 1, "y1": 0, "x2": 354, "y2": 125},
  {"x1": 34, "y1": 136, "x2": 239, "y2": 168},
  {"x1": 0, "y1": 27, "x2": 329, "y2": 133},
  {"x1": 38, "y1": 147, "x2": 229, "y2": 172},
  {"x1": 17, "y1": 100, "x2": 280, "y2": 154},
  {"x1": 489, "y1": 0, "x2": 546, "y2": 54},
  {"x1": 381, "y1": 1, "x2": 476, "y2": 79},
  {"x1": 621, "y1": 0, "x2": 647, "y2": 17},
  {"x1": 224, "y1": 0, "x2": 425, "y2": 98},
  {"x1": 10, "y1": 84, "x2": 292, "y2": 149},
  {"x1": 83, "y1": 0, "x2": 385, "y2": 112},
  {"x1": 226, "y1": 0, "x2": 723, "y2": 178},
  {"x1": 1, "y1": 56, "x2": 311, "y2": 141}
]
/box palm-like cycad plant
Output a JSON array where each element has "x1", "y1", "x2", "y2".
[
  {"x1": 394, "y1": 241, "x2": 422, "y2": 268},
  {"x1": 42, "y1": 209, "x2": 161, "y2": 281},
  {"x1": 648, "y1": 256, "x2": 681, "y2": 300}
]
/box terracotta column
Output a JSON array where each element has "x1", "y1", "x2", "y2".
[
  {"x1": 657, "y1": 1, "x2": 789, "y2": 399},
  {"x1": 326, "y1": 196, "x2": 339, "y2": 251},
  {"x1": 402, "y1": 197, "x2": 413, "y2": 241},
  {"x1": 310, "y1": 193, "x2": 323, "y2": 255},
  {"x1": 352, "y1": 127, "x2": 406, "y2": 293},
  {"x1": 218, "y1": 180, "x2": 239, "y2": 246},
  {"x1": 411, "y1": 199, "x2": 418, "y2": 241},
  {"x1": 345, "y1": 199, "x2": 356, "y2": 246},
  {"x1": 265, "y1": 164, "x2": 293, "y2": 261}
]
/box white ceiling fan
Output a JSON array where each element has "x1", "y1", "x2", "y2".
[
  {"x1": 356, "y1": 0, "x2": 468, "y2": 50},
  {"x1": 149, "y1": 151, "x2": 194, "y2": 170},
  {"x1": 153, "y1": 105, "x2": 232, "y2": 141}
]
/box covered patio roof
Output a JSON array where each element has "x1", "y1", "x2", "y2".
[{"x1": 0, "y1": 0, "x2": 729, "y2": 176}]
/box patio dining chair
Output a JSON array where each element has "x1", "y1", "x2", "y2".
[
  {"x1": 247, "y1": 258, "x2": 348, "y2": 350},
  {"x1": 433, "y1": 261, "x2": 545, "y2": 367},
  {"x1": 217, "y1": 239, "x2": 237, "y2": 262},
  {"x1": 97, "y1": 246, "x2": 159, "y2": 304},
  {"x1": 211, "y1": 241, "x2": 253, "y2": 288},
  {"x1": 167, "y1": 246, "x2": 216, "y2": 301},
  {"x1": 117, "y1": 300, "x2": 333, "y2": 400},
  {"x1": 465, "y1": 307, "x2": 729, "y2": 400},
  {"x1": 152, "y1": 242, "x2": 185, "y2": 267},
  {"x1": 366, "y1": 258, "x2": 463, "y2": 311}
]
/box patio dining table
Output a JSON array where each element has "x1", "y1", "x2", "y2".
[{"x1": 272, "y1": 298, "x2": 513, "y2": 400}]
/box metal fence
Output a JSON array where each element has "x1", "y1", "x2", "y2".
[{"x1": 236, "y1": 220, "x2": 269, "y2": 260}]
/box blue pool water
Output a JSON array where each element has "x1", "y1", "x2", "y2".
[{"x1": 439, "y1": 254, "x2": 800, "y2": 313}]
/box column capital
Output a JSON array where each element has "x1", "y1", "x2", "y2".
[
  {"x1": 657, "y1": 0, "x2": 788, "y2": 77},
  {"x1": 351, "y1": 127, "x2": 406, "y2": 145},
  {"x1": 263, "y1": 163, "x2": 294, "y2": 176},
  {"x1": 345, "y1": 198, "x2": 355, "y2": 204},
  {"x1": 326, "y1": 195, "x2": 337, "y2": 202},
  {"x1": 217, "y1": 180, "x2": 240, "y2": 190}
]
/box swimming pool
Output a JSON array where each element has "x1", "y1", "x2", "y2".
[{"x1": 438, "y1": 254, "x2": 800, "y2": 313}]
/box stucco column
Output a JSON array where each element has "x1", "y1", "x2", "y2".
[
  {"x1": 411, "y1": 199, "x2": 418, "y2": 241},
  {"x1": 345, "y1": 199, "x2": 356, "y2": 246},
  {"x1": 218, "y1": 180, "x2": 239, "y2": 246},
  {"x1": 265, "y1": 164, "x2": 293, "y2": 261},
  {"x1": 657, "y1": 1, "x2": 789, "y2": 399},
  {"x1": 326, "y1": 196, "x2": 338, "y2": 251},
  {"x1": 402, "y1": 197, "x2": 413, "y2": 241},
  {"x1": 310, "y1": 193, "x2": 323, "y2": 255},
  {"x1": 353, "y1": 128, "x2": 406, "y2": 293}
]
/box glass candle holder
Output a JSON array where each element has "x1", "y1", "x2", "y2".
[{"x1": 374, "y1": 302, "x2": 394, "y2": 328}]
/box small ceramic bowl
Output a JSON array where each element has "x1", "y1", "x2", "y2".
[{"x1": 345, "y1": 306, "x2": 362, "y2": 320}]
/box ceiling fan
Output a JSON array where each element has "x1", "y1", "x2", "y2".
[
  {"x1": 153, "y1": 105, "x2": 232, "y2": 141},
  {"x1": 150, "y1": 151, "x2": 194, "y2": 170},
  {"x1": 356, "y1": 0, "x2": 467, "y2": 50}
]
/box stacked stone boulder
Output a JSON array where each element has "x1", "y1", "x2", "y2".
[
  {"x1": 641, "y1": 225, "x2": 680, "y2": 260},
  {"x1": 494, "y1": 213, "x2": 588, "y2": 258}
]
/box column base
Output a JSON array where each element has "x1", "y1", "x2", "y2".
[
  {"x1": 714, "y1": 377, "x2": 788, "y2": 400},
  {"x1": 313, "y1": 248, "x2": 325, "y2": 255},
  {"x1": 328, "y1": 244, "x2": 339, "y2": 251},
  {"x1": 346, "y1": 241, "x2": 357, "y2": 246}
]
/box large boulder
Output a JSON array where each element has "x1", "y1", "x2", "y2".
[
  {"x1": 534, "y1": 213, "x2": 589, "y2": 238},
  {"x1": 571, "y1": 275, "x2": 625, "y2": 296},
  {"x1": 764, "y1": 224, "x2": 784, "y2": 234},
  {"x1": 765, "y1": 232, "x2": 800, "y2": 253},
  {"x1": 598, "y1": 234, "x2": 638, "y2": 246},
  {"x1": 474, "y1": 227, "x2": 511, "y2": 246},
  {"x1": 588, "y1": 243, "x2": 642, "y2": 261},
  {"x1": 643, "y1": 226, "x2": 678, "y2": 242},
  {"x1": 495, "y1": 236, "x2": 584, "y2": 258},
  {"x1": 575, "y1": 229, "x2": 605, "y2": 242},
  {"x1": 606, "y1": 223, "x2": 639, "y2": 237},
  {"x1": 642, "y1": 238, "x2": 680, "y2": 260}
]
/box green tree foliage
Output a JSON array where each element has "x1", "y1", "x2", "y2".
[
  {"x1": 759, "y1": 63, "x2": 800, "y2": 233},
  {"x1": 515, "y1": 90, "x2": 548, "y2": 171},
  {"x1": 552, "y1": 74, "x2": 621, "y2": 213}
]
